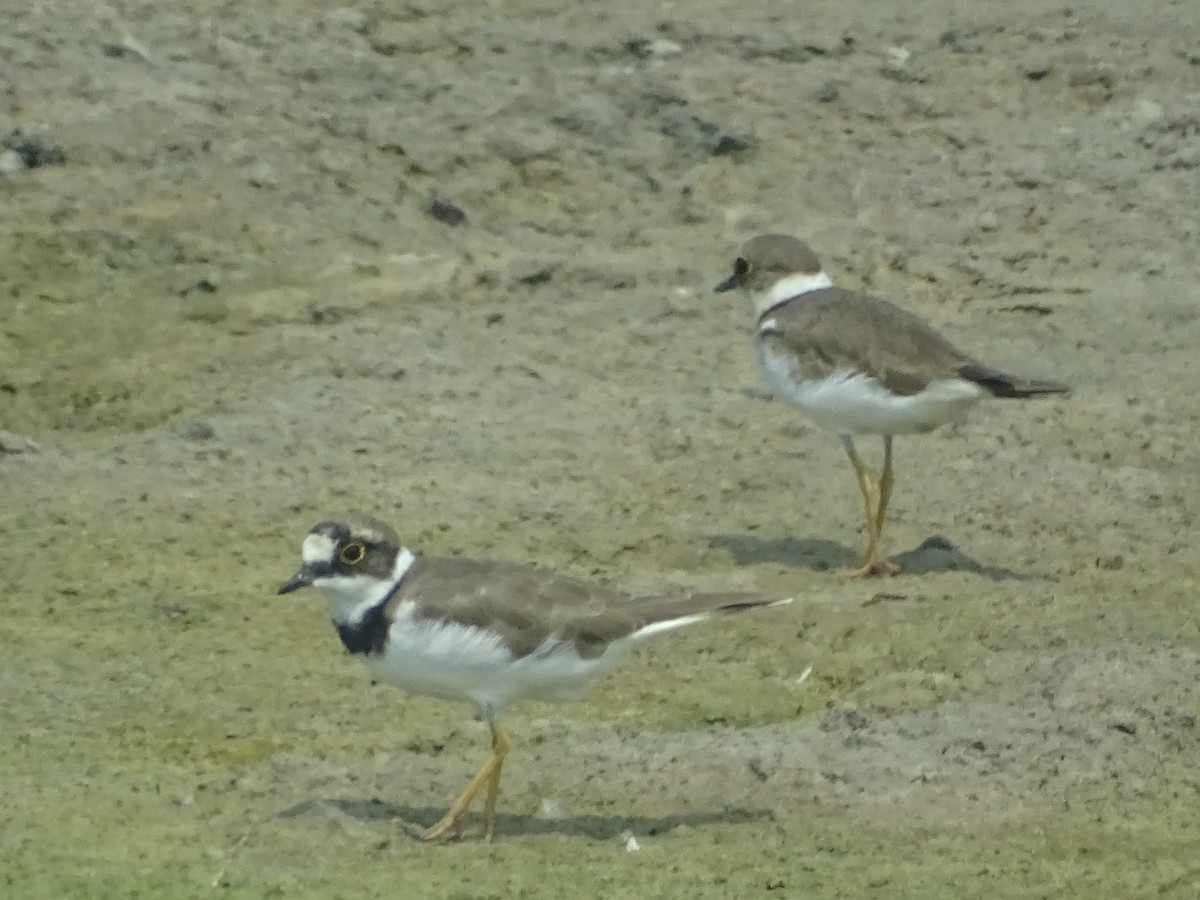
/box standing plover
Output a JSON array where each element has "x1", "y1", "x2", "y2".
[
  {"x1": 716, "y1": 234, "x2": 1069, "y2": 576},
  {"x1": 278, "y1": 514, "x2": 792, "y2": 841}
]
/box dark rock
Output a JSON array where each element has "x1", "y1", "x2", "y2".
[
  {"x1": 712, "y1": 134, "x2": 752, "y2": 157},
  {"x1": 660, "y1": 110, "x2": 752, "y2": 158},
  {"x1": 178, "y1": 277, "x2": 219, "y2": 297},
  {"x1": 511, "y1": 262, "x2": 557, "y2": 286},
  {"x1": 428, "y1": 196, "x2": 465, "y2": 226},
  {"x1": 1021, "y1": 59, "x2": 1054, "y2": 81},
  {"x1": 920, "y1": 535, "x2": 956, "y2": 551}
]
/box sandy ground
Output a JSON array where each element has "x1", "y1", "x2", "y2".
[{"x1": 2, "y1": 0, "x2": 1199, "y2": 896}]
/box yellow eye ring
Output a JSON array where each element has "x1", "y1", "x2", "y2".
[{"x1": 339, "y1": 542, "x2": 366, "y2": 565}]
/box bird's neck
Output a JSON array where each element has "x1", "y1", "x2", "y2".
[
  {"x1": 754, "y1": 271, "x2": 833, "y2": 318},
  {"x1": 323, "y1": 547, "x2": 417, "y2": 626}
]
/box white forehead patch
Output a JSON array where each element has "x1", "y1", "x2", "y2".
[{"x1": 302, "y1": 533, "x2": 338, "y2": 564}]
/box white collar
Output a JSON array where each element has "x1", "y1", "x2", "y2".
[{"x1": 754, "y1": 271, "x2": 833, "y2": 318}]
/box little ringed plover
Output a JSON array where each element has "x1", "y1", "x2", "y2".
[
  {"x1": 716, "y1": 234, "x2": 1069, "y2": 577},
  {"x1": 278, "y1": 514, "x2": 792, "y2": 842}
]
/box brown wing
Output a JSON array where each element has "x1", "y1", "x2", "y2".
[
  {"x1": 761, "y1": 288, "x2": 977, "y2": 396},
  {"x1": 400, "y1": 557, "x2": 779, "y2": 660},
  {"x1": 567, "y1": 591, "x2": 784, "y2": 657},
  {"x1": 762, "y1": 288, "x2": 1069, "y2": 398}
]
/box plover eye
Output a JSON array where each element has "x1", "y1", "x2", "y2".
[
  {"x1": 339, "y1": 541, "x2": 366, "y2": 565},
  {"x1": 734, "y1": 257, "x2": 751, "y2": 277}
]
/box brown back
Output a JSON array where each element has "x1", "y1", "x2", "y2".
[
  {"x1": 395, "y1": 557, "x2": 777, "y2": 660},
  {"x1": 761, "y1": 287, "x2": 979, "y2": 396}
]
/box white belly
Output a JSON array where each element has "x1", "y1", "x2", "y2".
[
  {"x1": 759, "y1": 345, "x2": 987, "y2": 437},
  {"x1": 362, "y1": 607, "x2": 632, "y2": 716}
]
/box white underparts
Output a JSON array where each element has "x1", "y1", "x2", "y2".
[
  {"x1": 365, "y1": 603, "x2": 635, "y2": 717},
  {"x1": 759, "y1": 346, "x2": 989, "y2": 436},
  {"x1": 358, "y1": 593, "x2": 725, "y2": 719}
]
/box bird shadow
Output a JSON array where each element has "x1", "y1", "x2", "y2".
[
  {"x1": 709, "y1": 532, "x2": 1038, "y2": 582},
  {"x1": 278, "y1": 797, "x2": 765, "y2": 841}
]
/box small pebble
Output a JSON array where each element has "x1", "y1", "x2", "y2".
[
  {"x1": 975, "y1": 209, "x2": 1000, "y2": 232},
  {"x1": 1021, "y1": 59, "x2": 1054, "y2": 81},
  {"x1": 644, "y1": 38, "x2": 682, "y2": 60},
  {"x1": 1068, "y1": 63, "x2": 1115, "y2": 89},
  {"x1": 174, "y1": 420, "x2": 216, "y2": 442},
  {"x1": 0, "y1": 430, "x2": 43, "y2": 454},
  {"x1": 178, "y1": 277, "x2": 219, "y2": 297},
  {"x1": 1129, "y1": 99, "x2": 1163, "y2": 124},
  {"x1": 813, "y1": 81, "x2": 840, "y2": 103},
  {"x1": 626, "y1": 37, "x2": 683, "y2": 60},
  {"x1": 938, "y1": 29, "x2": 981, "y2": 54},
  {"x1": 537, "y1": 797, "x2": 567, "y2": 820},
  {"x1": 3, "y1": 125, "x2": 66, "y2": 168},
  {"x1": 0, "y1": 149, "x2": 24, "y2": 177}
]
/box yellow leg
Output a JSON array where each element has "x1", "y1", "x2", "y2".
[
  {"x1": 480, "y1": 726, "x2": 511, "y2": 841},
  {"x1": 875, "y1": 437, "x2": 896, "y2": 548},
  {"x1": 841, "y1": 435, "x2": 901, "y2": 578},
  {"x1": 422, "y1": 723, "x2": 512, "y2": 843},
  {"x1": 844, "y1": 435, "x2": 879, "y2": 556}
]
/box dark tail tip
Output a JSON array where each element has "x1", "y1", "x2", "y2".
[
  {"x1": 719, "y1": 596, "x2": 794, "y2": 614},
  {"x1": 958, "y1": 364, "x2": 1070, "y2": 398}
]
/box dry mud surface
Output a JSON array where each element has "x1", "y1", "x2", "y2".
[{"x1": 2, "y1": 0, "x2": 1199, "y2": 897}]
